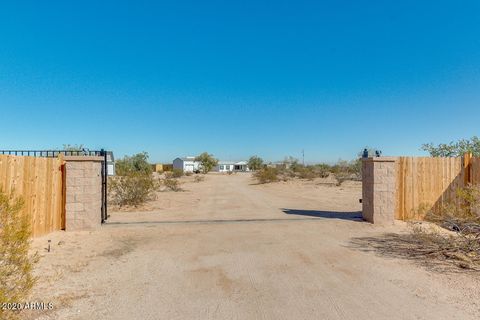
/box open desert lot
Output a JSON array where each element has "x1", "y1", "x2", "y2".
[{"x1": 28, "y1": 173, "x2": 480, "y2": 320}]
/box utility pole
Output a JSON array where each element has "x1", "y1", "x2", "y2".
[{"x1": 302, "y1": 149, "x2": 305, "y2": 166}]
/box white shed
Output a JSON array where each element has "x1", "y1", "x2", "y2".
[{"x1": 172, "y1": 157, "x2": 200, "y2": 173}]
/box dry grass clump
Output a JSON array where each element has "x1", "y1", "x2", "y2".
[{"x1": 0, "y1": 191, "x2": 39, "y2": 320}]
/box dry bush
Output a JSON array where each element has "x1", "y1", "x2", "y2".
[
  {"x1": 296, "y1": 166, "x2": 316, "y2": 180},
  {"x1": 166, "y1": 169, "x2": 183, "y2": 179},
  {"x1": 362, "y1": 185, "x2": 480, "y2": 271},
  {"x1": 312, "y1": 164, "x2": 330, "y2": 178},
  {"x1": 194, "y1": 176, "x2": 205, "y2": 183},
  {"x1": 410, "y1": 225, "x2": 479, "y2": 270},
  {"x1": 185, "y1": 171, "x2": 192, "y2": 176},
  {"x1": 331, "y1": 160, "x2": 361, "y2": 185},
  {"x1": 334, "y1": 172, "x2": 352, "y2": 186},
  {"x1": 426, "y1": 185, "x2": 480, "y2": 228},
  {"x1": 108, "y1": 173, "x2": 159, "y2": 207},
  {"x1": 350, "y1": 225, "x2": 480, "y2": 271},
  {"x1": 351, "y1": 185, "x2": 480, "y2": 272},
  {"x1": 163, "y1": 178, "x2": 182, "y2": 191},
  {"x1": 254, "y1": 167, "x2": 279, "y2": 184},
  {"x1": 0, "y1": 191, "x2": 39, "y2": 320}
]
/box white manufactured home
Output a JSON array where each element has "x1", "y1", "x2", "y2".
[
  {"x1": 172, "y1": 157, "x2": 201, "y2": 173},
  {"x1": 215, "y1": 161, "x2": 249, "y2": 172}
]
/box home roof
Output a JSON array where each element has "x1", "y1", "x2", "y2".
[
  {"x1": 177, "y1": 157, "x2": 197, "y2": 161},
  {"x1": 218, "y1": 161, "x2": 236, "y2": 165},
  {"x1": 218, "y1": 161, "x2": 247, "y2": 165}
]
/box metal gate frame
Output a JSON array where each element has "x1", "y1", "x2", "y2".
[{"x1": 0, "y1": 149, "x2": 110, "y2": 223}]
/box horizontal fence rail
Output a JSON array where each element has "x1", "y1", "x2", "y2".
[{"x1": 0, "y1": 150, "x2": 106, "y2": 157}]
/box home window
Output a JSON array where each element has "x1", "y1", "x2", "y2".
[
  {"x1": 226, "y1": 165, "x2": 230, "y2": 170},
  {"x1": 220, "y1": 165, "x2": 224, "y2": 170}
]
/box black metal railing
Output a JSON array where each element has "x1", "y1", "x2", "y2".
[
  {"x1": 0, "y1": 149, "x2": 110, "y2": 223},
  {"x1": 0, "y1": 149, "x2": 105, "y2": 157}
]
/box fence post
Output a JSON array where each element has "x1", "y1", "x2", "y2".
[
  {"x1": 362, "y1": 157, "x2": 398, "y2": 224},
  {"x1": 464, "y1": 152, "x2": 473, "y2": 185},
  {"x1": 64, "y1": 156, "x2": 104, "y2": 231}
]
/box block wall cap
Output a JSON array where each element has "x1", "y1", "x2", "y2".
[
  {"x1": 362, "y1": 157, "x2": 398, "y2": 162},
  {"x1": 64, "y1": 156, "x2": 104, "y2": 162}
]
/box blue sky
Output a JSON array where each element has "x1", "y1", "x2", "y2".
[{"x1": 0, "y1": 1, "x2": 479, "y2": 163}]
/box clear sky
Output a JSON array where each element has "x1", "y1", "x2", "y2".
[{"x1": 0, "y1": 1, "x2": 479, "y2": 163}]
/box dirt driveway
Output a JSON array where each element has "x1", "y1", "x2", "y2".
[{"x1": 28, "y1": 173, "x2": 480, "y2": 319}]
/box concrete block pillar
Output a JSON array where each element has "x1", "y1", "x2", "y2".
[
  {"x1": 362, "y1": 157, "x2": 398, "y2": 224},
  {"x1": 64, "y1": 156, "x2": 103, "y2": 231}
]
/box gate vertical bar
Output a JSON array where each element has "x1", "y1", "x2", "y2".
[{"x1": 101, "y1": 149, "x2": 108, "y2": 223}]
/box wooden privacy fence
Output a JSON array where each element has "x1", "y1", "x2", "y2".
[
  {"x1": 0, "y1": 155, "x2": 65, "y2": 237},
  {"x1": 396, "y1": 155, "x2": 480, "y2": 220}
]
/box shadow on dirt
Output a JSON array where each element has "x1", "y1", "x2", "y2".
[{"x1": 282, "y1": 209, "x2": 363, "y2": 221}]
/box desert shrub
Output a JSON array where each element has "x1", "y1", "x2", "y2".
[
  {"x1": 426, "y1": 185, "x2": 480, "y2": 224},
  {"x1": 247, "y1": 156, "x2": 264, "y2": 171},
  {"x1": 0, "y1": 191, "x2": 38, "y2": 320},
  {"x1": 457, "y1": 184, "x2": 480, "y2": 217},
  {"x1": 195, "y1": 152, "x2": 218, "y2": 174},
  {"x1": 194, "y1": 175, "x2": 205, "y2": 183},
  {"x1": 254, "y1": 167, "x2": 279, "y2": 184},
  {"x1": 296, "y1": 166, "x2": 316, "y2": 180},
  {"x1": 163, "y1": 178, "x2": 182, "y2": 191},
  {"x1": 171, "y1": 169, "x2": 184, "y2": 178},
  {"x1": 185, "y1": 171, "x2": 192, "y2": 177},
  {"x1": 331, "y1": 159, "x2": 361, "y2": 185},
  {"x1": 116, "y1": 152, "x2": 152, "y2": 176},
  {"x1": 108, "y1": 173, "x2": 158, "y2": 207},
  {"x1": 313, "y1": 164, "x2": 331, "y2": 178}
]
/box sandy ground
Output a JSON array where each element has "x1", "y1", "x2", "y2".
[{"x1": 26, "y1": 173, "x2": 480, "y2": 320}]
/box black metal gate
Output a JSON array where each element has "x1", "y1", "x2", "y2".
[{"x1": 0, "y1": 149, "x2": 110, "y2": 223}]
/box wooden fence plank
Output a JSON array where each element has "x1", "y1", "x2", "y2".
[
  {"x1": 395, "y1": 156, "x2": 478, "y2": 221},
  {"x1": 0, "y1": 155, "x2": 65, "y2": 237}
]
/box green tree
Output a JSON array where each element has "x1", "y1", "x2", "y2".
[
  {"x1": 116, "y1": 152, "x2": 152, "y2": 176},
  {"x1": 247, "y1": 156, "x2": 264, "y2": 171},
  {"x1": 421, "y1": 136, "x2": 480, "y2": 157},
  {"x1": 283, "y1": 156, "x2": 301, "y2": 171},
  {"x1": 195, "y1": 152, "x2": 218, "y2": 174},
  {"x1": 62, "y1": 144, "x2": 85, "y2": 151}
]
